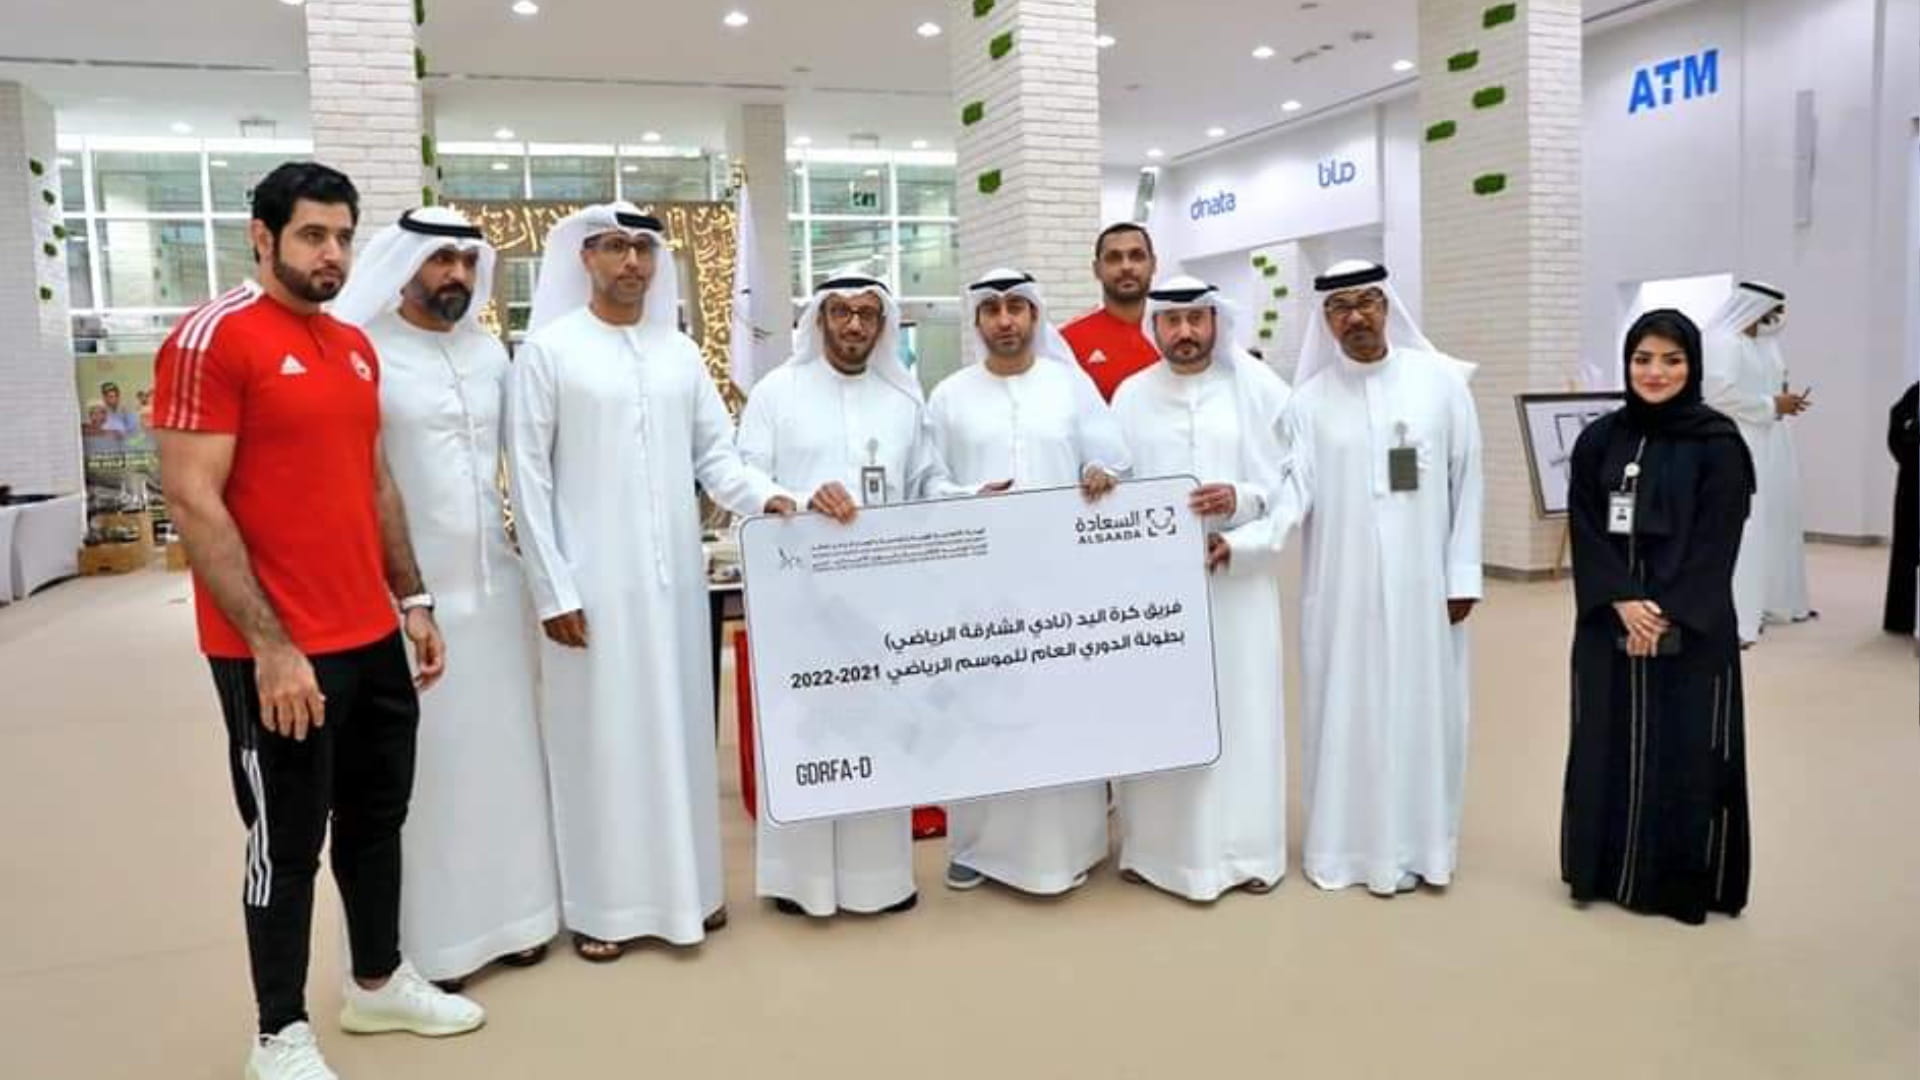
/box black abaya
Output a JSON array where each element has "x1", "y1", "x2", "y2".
[
  {"x1": 1561, "y1": 411, "x2": 1753, "y2": 925},
  {"x1": 1883, "y1": 383, "x2": 1917, "y2": 635}
]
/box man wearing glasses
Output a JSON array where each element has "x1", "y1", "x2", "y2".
[
  {"x1": 507, "y1": 203, "x2": 794, "y2": 963},
  {"x1": 1222, "y1": 259, "x2": 1484, "y2": 899},
  {"x1": 737, "y1": 271, "x2": 964, "y2": 918}
]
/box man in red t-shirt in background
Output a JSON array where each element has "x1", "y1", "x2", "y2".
[
  {"x1": 155, "y1": 162, "x2": 482, "y2": 1080},
  {"x1": 1062, "y1": 222, "x2": 1161, "y2": 401}
]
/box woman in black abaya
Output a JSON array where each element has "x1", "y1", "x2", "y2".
[
  {"x1": 1883, "y1": 382, "x2": 1917, "y2": 635},
  {"x1": 1561, "y1": 309, "x2": 1756, "y2": 925}
]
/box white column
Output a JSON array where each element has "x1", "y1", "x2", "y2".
[
  {"x1": 0, "y1": 82, "x2": 80, "y2": 496},
  {"x1": 950, "y1": 0, "x2": 1103, "y2": 315},
  {"x1": 727, "y1": 103, "x2": 795, "y2": 380},
  {"x1": 304, "y1": 0, "x2": 427, "y2": 231},
  {"x1": 1419, "y1": 0, "x2": 1583, "y2": 575}
]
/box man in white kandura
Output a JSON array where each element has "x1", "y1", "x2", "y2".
[
  {"x1": 1226, "y1": 259, "x2": 1483, "y2": 896},
  {"x1": 738, "y1": 271, "x2": 961, "y2": 918},
  {"x1": 926, "y1": 268, "x2": 1133, "y2": 897},
  {"x1": 1112, "y1": 276, "x2": 1292, "y2": 902},
  {"x1": 1704, "y1": 279, "x2": 1813, "y2": 646},
  {"x1": 332, "y1": 206, "x2": 559, "y2": 988},
  {"x1": 507, "y1": 202, "x2": 795, "y2": 962}
]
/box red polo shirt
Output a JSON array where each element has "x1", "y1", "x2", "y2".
[
  {"x1": 1062, "y1": 307, "x2": 1160, "y2": 402},
  {"x1": 153, "y1": 281, "x2": 395, "y2": 659}
]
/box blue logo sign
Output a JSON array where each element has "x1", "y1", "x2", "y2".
[
  {"x1": 1629, "y1": 47, "x2": 1719, "y2": 114},
  {"x1": 1317, "y1": 158, "x2": 1359, "y2": 188},
  {"x1": 1189, "y1": 190, "x2": 1237, "y2": 220}
]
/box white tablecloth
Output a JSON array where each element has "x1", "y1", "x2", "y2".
[
  {"x1": 0, "y1": 507, "x2": 18, "y2": 604},
  {"x1": 7, "y1": 494, "x2": 84, "y2": 601}
]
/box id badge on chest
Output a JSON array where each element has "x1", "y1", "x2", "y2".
[
  {"x1": 860, "y1": 438, "x2": 888, "y2": 507},
  {"x1": 1387, "y1": 423, "x2": 1419, "y2": 492},
  {"x1": 1607, "y1": 492, "x2": 1636, "y2": 535}
]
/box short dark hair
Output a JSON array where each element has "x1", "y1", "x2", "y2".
[
  {"x1": 100, "y1": 381, "x2": 119, "y2": 393},
  {"x1": 250, "y1": 161, "x2": 360, "y2": 240},
  {"x1": 1095, "y1": 222, "x2": 1154, "y2": 259}
]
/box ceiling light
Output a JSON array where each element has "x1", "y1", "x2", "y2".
[
  {"x1": 1392, "y1": 58, "x2": 1415, "y2": 72},
  {"x1": 910, "y1": 139, "x2": 929, "y2": 150},
  {"x1": 793, "y1": 135, "x2": 813, "y2": 147},
  {"x1": 279, "y1": 0, "x2": 305, "y2": 6},
  {"x1": 1282, "y1": 99, "x2": 1303, "y2": 112},
  {"x1": 170, "y1": 121, "x2": 193, "y2": 134},
  {"x1": 1146, "y1": 148, "x2": 1164, "y2": 159},
  {"x1": 622, "y1": 165, "x2": 638, "y2": 174},
  {"x1": 1252, "y1": 45, "x2": 1275, "y2": 60},
  {"x1": 863, "y1": 168, "x2": 881, "y2": 177},
  {"x1": 1095, "y1": 33, "x2": 1116, "y2": 48},
  {"x1": 490, "y1": 162, "x2": 511, "y2": 171},
  {"x1": 493, "y1": 127, "x2": 515, "y2": 140},
  {"x1": 917, "y1": 21, "x2": 941, "y2": 38},
  {"x1": 1206, "y1": 126, "x2": 1226, "y2": 138},
  {"x1": 641, "y1": 130, "x2": 662, "y2": 143},
  {"x1": 511, "y1": 0, "x2": 539, "y2": 14},
  {"x1": 210, "y1": 159, "x2": 229, "y2": 168},
  {"x1": 723, "y1": 10, "x2": 749, "y2": 28}
]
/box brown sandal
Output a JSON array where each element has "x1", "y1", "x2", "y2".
[
  {"x1": 571, "y1": 933, "x2": 625, "y2": 963},
  {"x1": 499, "y1": 943, "x2": 550, "y2": 968},
  {"x1": 703, "y1": 906, "x2": 729, "y2": 932}
]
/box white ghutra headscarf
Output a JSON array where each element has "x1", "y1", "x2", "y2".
[
  {"x1": 528, "y1": 201, "x2": 678, "y2": 334},
  {"x1": 1145, "y1": 275, "x2": 1291, "y2": 493},
  {"x1": 788, "y1": 270, "x2": 922, "y2": 404},
  {"x1": 1296, "y1": 259, "x2": 1475, "y2": 386},
  {"x1": 330, "y1": 206, "x2": 497, "y2": 331},
  {"x1": 963, "y1": 268, "x2": 1081, "y2": 370}
]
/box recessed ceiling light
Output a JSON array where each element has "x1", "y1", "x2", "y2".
[
  {"x1": 278, "y1": 0, "x2": 304, "y2": 6},
  {"x1": 1146, "y1": 147, "x2": 1164, "y2": 159},
  {"x1": 863, "y1": 168, "x2": 881, "y2": 177},
  {"x1": 511, "y1": 0, "x2": 538, "y2": 14},
  {"x1": 910, "y1": 139, "x2": 929, "y2": 150},
  {"x1": 917, "y1": 21, "x2": 941, "y2": 38},
  {"x1": 170, "y1": 121, "x2": 193, "y2": 134},
  {"x1": 1095, "y1": 33, "x2": 1116, "y2": 48},
  {"x1": 210, "y1": 159, "x2": 229, "y2": 168},
  {"x1": 1206, "y1": 126, "x2": 1226, "y2": 138},
  {"x1": 1252, "y1": 45, "x2": 1275, "y2": 60},
  {"x1": 622, "y1": 165, "x2": 638, "y2": 174},
  {"x1": 1392, "y1": 58, "x2": 1415, "y2": 72},
  {"x1": 1281, "y1": 99, "x2": 1303, "y2": 112},
  {"x1": 490, "y1": 162, "x2": 511, "y2": 171},
  {"x1": 640, "y1": 131, "x2": 662, "y2": 144},
  {"x1": 793, "y1": 135, "x2": 813, "y2": 147},
  {"x1": 723, "y1": 10, "x2": 749, "y2": 28},
  {"x1": 493, "y1": 127, "x2": 515, "y2": 140}
]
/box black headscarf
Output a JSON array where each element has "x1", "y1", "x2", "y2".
[{"x1": 1617, "y1": 308, "x2": 1755, "y2": 490}]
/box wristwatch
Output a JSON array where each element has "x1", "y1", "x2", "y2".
[{"x1": 398, "y1": 592, "x2": 435, "y2": 614}]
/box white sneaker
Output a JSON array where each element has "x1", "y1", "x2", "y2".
[
  {"x1": 339, "y1": 959, "x2": 485, "y2": 1037},
  {"x1": 247, "y1": 1022, "x2": 338, "y2": 1080}
]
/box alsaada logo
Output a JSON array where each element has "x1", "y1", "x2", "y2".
[
  {"x1": 1076, "y1": 506, "x2": 1178, "y2": 546},
  {"x1": 1629, "y1": 47, "x2": 1719, "y2": 115},
  {"x1": 1189, "y1": 190, "x2": 1237, "y2": 220},
  {"x1": 1317, "y1": 158, "x2": 1358, "y2": 188}
]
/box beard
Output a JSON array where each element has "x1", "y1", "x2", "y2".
[
  {"x1": 423, "y1": 284, "x2": 473, "y2": 324},
  {"x1": 825, "y1": 334, "x2": 877, "y2": 371},
  {"x1": 1102, "y1": 276, "x2": 1148, "y2": 304},
  {"x1": 272, "y1": 252, "x2": 343, "y2": 304}
]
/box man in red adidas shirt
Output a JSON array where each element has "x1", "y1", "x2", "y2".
[
  {"x1": 1062, "y1": 222, "x2": 1161, "y2": 401},
  {"x1": 154, "y1": 162, "x2": 482, "y2": 1080}
]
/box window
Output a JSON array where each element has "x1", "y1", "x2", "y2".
[
  {"x1": 809, "y1": 221, "x2": 890, "y2": 288},
  {"x1": 619, "y1": 157, "x2": 711, "y2": 203},
  {"x1": 65, "y1": 222, "x2": 93, "y2": 310},
  {"x1": 92, "y1": 151, "x2": 203, "y2": 214},
  {"x1": 212, "y1": 222, "x2": 257, "y2": 293},
  {"x1": 531, "y1": 154, "x2": 616, "y2": 201},
  {"x1": 442, "y1": 154, "x2": 525, "y2": 200},
  {"x1": 898, "y1": 222, "x2": 958, "y2": 297},
  {"x1": 787, "y1": 154, "x2": 958, "y2": 302},
  {"x1": 897, "y1": 164, "x2": 956, "y2": 218},
  {"x1": 808, "y1": 162, "x2": 890, "y2": 216},
  {"x1": 209, "y1": 154, "x2": 304, "y2": 213},
  {"x1": 58, "y1": 158, "x2": 85, "y2": 213},
  {"x1": 98, "y1": 220, "x2": 210, "y2": 308}
]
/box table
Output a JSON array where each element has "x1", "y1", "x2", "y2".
[{"x1": 6, "y1": 494, "x2": 84, "y2": 601}]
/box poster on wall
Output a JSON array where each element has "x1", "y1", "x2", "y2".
[
  {"x1": 74, "y1": 352, "x2": 164, "y2": 532},
  {"x1": 1515, "y1": 391, "x2": 1624, "y2": 518}
]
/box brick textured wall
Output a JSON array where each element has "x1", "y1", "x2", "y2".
[
  {"x1": 951, "y1": 0, "x2": 1103, "y2": 318},
  {"x1": 0, "y1": 82, "x2": 81, "y2": 495},
  {"x1": 1419, "y1": 0, "x2": 1583, "y2": 574},
  {"x1": 305, "y1": 0, "x2": 426, "y2": 234}
]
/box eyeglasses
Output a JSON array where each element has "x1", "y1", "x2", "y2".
[
  {"x1": 585, "y1": 235, "x2": 654, "y2": 259},
  {"x1": 825, "y1": 305, "x2": 885, "y2": 326},
  {"x1": 1324, "y1": 293, "x2": 1385, "y2": 319}
]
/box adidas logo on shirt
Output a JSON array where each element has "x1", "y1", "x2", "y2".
[
  {"x1": 279, "y1": 355, "x2": 308, "y2": 376},
  {"x1": 1088, "y1": 349, "x2": 1109, "y2": 365}
]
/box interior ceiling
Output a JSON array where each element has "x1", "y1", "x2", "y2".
[{"x1": 0, "y1": 0, "x2": 1667, "y2": 162}]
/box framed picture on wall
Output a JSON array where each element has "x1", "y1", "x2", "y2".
[{"x1": 1515, "y1": 391, "x2": 1625, "y2": 518}]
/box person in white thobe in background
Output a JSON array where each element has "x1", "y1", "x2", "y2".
[
  {"x1": 738, "y1": 271, "x2": 962, "y2": 918},
  {"x1": 1111, "y1": 277, "x2": 1293, "y2": 902},
  {"x1": 1230, "y1": 259, "x2": 1483, "y2": 896},
  {"x1": 506, "y1": 203, "x2": 794, "y2": 963},
  {"x1": 331, "y1": 206, "x2": 559, "y2": 988},
  {"x1": 925, "y1": 268, "x2": 1132, "y2": 897},
  {"x1": 1704, "y1": 280, "x2": 1813, "y2": 646}
]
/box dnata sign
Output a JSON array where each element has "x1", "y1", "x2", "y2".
[
  {"x1": 1317, "y1": 158, "x2": 1358, "y2": 188},
  {"x1": 1189, "y1": 190, "x2": 1237, "y2": 220},
  {"x1": 1628, "y1": 48, "x2": 1719, "y2": 115}
]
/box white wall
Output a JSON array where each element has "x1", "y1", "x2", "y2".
[
  {"x1": 1583, "y1": 0, "x2": 1918, "y2": 539},
  {"x1": 1100, "y1": 166, "x2": 1143, "y2": 227}
]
